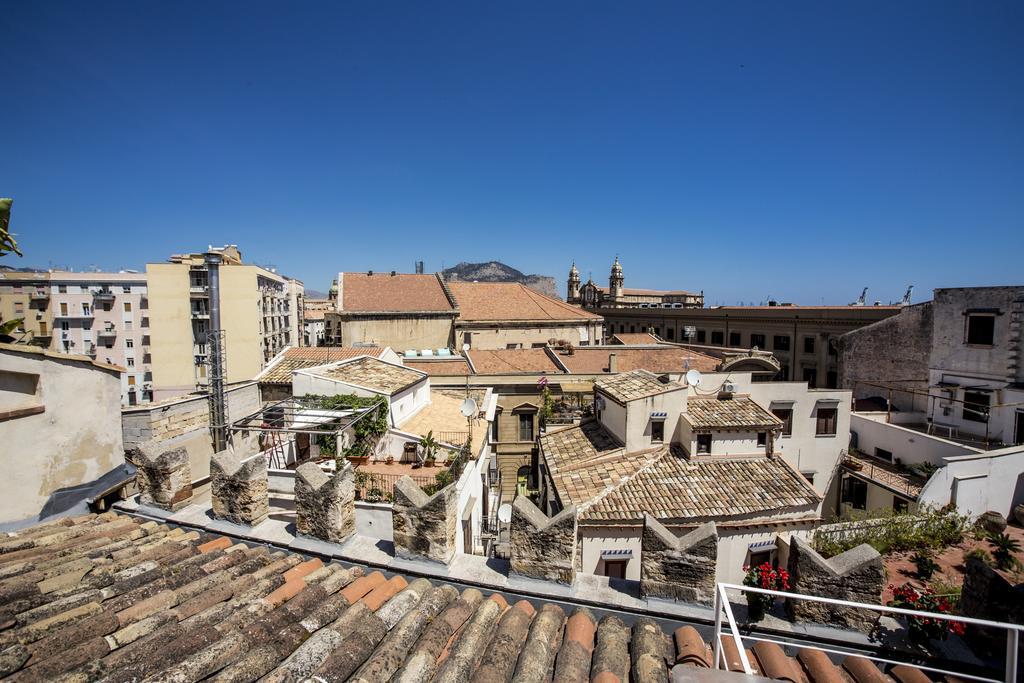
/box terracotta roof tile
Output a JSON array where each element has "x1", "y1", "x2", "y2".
[
  {"x1": 580, "y1": 445, "x2": 821, "y2": 522},
  {"x1": 257, "y1": 347, "x2": 387, "y2": 385},
  {"x1": 403, "y1": 358, "x2": 472, "y2": 376},
  {"x1": 306, "y1": 357, "x2": 425, "y2": 395},
  {"x1": 341, "y1": 273, "x2": 454, "y2": 312},
  {"x1": 449, "y1": 282, "x2": 601, "y2": 321},
  {"x1": 467, "y1": 348, "x2": 563, "y2": 374},
  {"x1": 683, "y1": 396, "x2": 784, "y2": 431},
  {"x1": 594, "y1": 369, "x2": 686, "y2": 404},
  {"x1": 0, "y1": 513, "x2": 934, "y2": 683},
  {"x1": 610, "y1": 332, "x2": 663, "y2": 344},
  {"x1": 556, "y1": 347, "x2": 720, "y2": 375}
]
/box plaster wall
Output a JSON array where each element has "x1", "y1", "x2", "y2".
[{"x1": 0, "y1": 350, "x2": 124, "y2": 524}]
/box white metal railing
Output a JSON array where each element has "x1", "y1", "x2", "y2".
[{"x1": 713, "y1": 582, "x2": 1023, "y2": 683}]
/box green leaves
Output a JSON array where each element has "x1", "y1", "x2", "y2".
[{"x1": 0, "y1": 198, "x2": 21, "y2": 257}]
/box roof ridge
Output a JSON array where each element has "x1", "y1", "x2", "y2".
[{"x1": 578, "y1": 446, "x2": 670, "y2": 515}]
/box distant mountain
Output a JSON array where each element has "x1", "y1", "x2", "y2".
[
  {"x1": 442, "y1": 261, "x2": 559, "y2": 300},
  {"x1": 0, "y1": 265, "x2": 46, "y2": 273},
  {"x1": 304, "y1": 289, "x2": 328, "y2": 299}
]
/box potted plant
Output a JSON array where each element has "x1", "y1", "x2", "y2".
[
  {"x1": 887, "y1": 583, "x2": 964, "y2": 643},
  {"x1": 385, "y1": 455, "x2": 395, "y2": 465},
  {"x1": 419, "y1": 431, "x2": 439, "y2": 467},
  {"x1": 742, "y1": 562, "x2": 790, "y2": 622},
  {"x1": 987, "y1": 532, "x2": 1021, "y2": 571},
  {"x1": 912, "y1": 550, "x2": 939, "y2": 581}
]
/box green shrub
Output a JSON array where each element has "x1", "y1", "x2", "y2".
[
  {"x1": 813, "y1": 507, "x2": 969, "y2": 558},
  {"x1": 987, "y1": 533, "x2": 1022, "y2": 571},
  {"x1": 964, "y1": 547, "x2": 992, "y2": 566},
  {"x1": 912, "y1": 551, "x2": 939, "y2": 581}
]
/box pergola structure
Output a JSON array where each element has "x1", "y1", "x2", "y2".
[{"x1": 229, "y1": 398, "x2": 379, "y2": 468}]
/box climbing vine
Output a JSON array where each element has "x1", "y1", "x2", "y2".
[{"x1": 304, "y1": 394, "x2": 389, "y2": 462}]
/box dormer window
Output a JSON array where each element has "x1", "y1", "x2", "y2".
[
  {"x1": 651, "y1": 419, "x2": 664, "y2": 443},
  {"x1": 697, "y1": 434, "x2": 712, "y2": 454}
]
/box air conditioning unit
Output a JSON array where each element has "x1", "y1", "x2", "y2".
[{"x1": 723, "y1": 380, "x2": 737, "y2": 393}]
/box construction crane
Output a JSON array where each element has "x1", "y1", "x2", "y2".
[
  {"x1": 901, "y1": 285, "x2": 914, "y2": 306},
  {"x1": 851, "y1": 287, "x2": 868, "y2": 306}
]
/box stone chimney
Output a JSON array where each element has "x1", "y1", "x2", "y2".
[
  {"x1": 210, "y1": 449, "x2": 269, "y2": 526},
  {"x1": 785, "y1": 535, "x2": 884, "y2": 633},
  {"x1": 392, "y1": 476, "x2": 458, "y2": 564},
  {"x1": 640, "y1": 515, "x2": 717, "y2": 605},
  {"x1": 608, "y1": 353, "x2": 618, "y2": 374},
  {"x1": 127, "y1": 441, "x2": 193, "y2": 511},
  {"x1": 510, "y1": 496, "x2": 577, "y2": 584},
  {"x1": 294, "y1": 460, "x2": 355, "y2": 543}
]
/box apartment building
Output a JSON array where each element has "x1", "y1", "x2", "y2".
[
  {"x1": 50, "y1": 272, "x2": 151, "y2": 404},
  {"x1": 0, "y1": 272, "x2": 53, "y2": 346},
  {"x1": 1, "y1": 271, "x2": 153, "y2": 405},
  {"x1": 600, "y1": 303, "x2": 900, "y2": 387},
  {"x1": 146, "y1": 245, "x2": 303, "y2": 401}
]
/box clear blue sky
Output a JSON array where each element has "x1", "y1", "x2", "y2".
[{"x1": 3, "y1": 2, "x2": 1021, "y2": 304}]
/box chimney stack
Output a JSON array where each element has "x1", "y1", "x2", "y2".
[{"x1": 608, "y1": 353, "x2": 618, "y2": 374}]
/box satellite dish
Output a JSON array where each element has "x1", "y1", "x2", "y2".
[
  {"x1": 462, "y1": 343, "x2": 471, "y2": 353},
  {"x1": 460, "y1": 398, "x2": 478, "y2": 417},
  {"x1": 685, "y1": 369, "x2": 703, "y2": 387},
  {"x1": 498, "y1": 504, "x2": 513, "y2": 524}
]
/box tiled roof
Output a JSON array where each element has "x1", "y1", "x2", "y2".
[
  {"x1": 449, "y1": 282, "x2": 601, "y2": 321},
  {"x1": 622, "y1": 288, "x2": 699, "y2": 296},
  {"x1": 402, "y1": 358, "x2": 471, "y2": 376},
  {"x1": 302, "y1": 308, "x2": 327, "y2": 320},
  {"x1": 557, "y1": 347, "x2": 720, "y2": 375},
  {"x1": 581, "y1": 447, "x2": 821, "y2": 522},
  {"x1": 540, "y1": 420, "x2": 652, "y2": 507},
  {"x1": 467, "y1": 348, "x2": 563, "y2": 374},
  {"x1": 683, "y1": 396, "x2": 784, "y2": 431},
  {"x1": 256, "y1": 346, "x2": 386, "y2": 385},
  {"x1": 308, "y1": 357, "x2": 425, "y2": 396},
  {"x1": 610, "y1": 332, "x2": 662, "y2": 345},
  {"x1": 341, "y1": 273, "x2": 455, "y2": 313},
  {"x1": 0, "y1": 512, "x2": 674, "y2": 682},
  {"x1": 0, "y1": 513, "x2": 931, "y2": 683},
  {"x1": 594, "y1": 369, "x2": 685, "y2": 404}
]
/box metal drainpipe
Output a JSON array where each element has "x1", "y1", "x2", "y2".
[{"x1": 206, "y1": 253, "x2": 228, "y2": 453}]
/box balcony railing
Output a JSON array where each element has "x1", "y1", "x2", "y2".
[
  {"x1": 96, "y1": 327, "x2": 117, "y2": 340},
  {"x1": 92, "y1": 289, "x2": 115, "y2": 302},
  {"x1": 713, "y1": 582, "x2": 1023, "y2": 683},
  {"x1": 28, "y1": 290, "x2": 49, "y2": 301},
  {"x1": 55, "y1": 309, "x2": 93, "y2": 318}
]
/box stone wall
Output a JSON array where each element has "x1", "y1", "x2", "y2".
[
  {"x1": 510, "y1": 496, "x2": 576, "y2": 584},
  {"x1": 961, "y1": 556, "x2": 1024, "y2": 625},
  {"x1": 294, "y1": 460, "x2": 356, "y2": 543},
  {"x1": 127, "y1": 441, "x2": 193, "y2": 511},
  {"x1": 785, "y1": 535, "x2": 884, "y2": 632},
  {"x1": 392, "y1": 476, "x2": 458, "y2": 564},
  {"x1": 640, "y1": 516, "x2": 717, "y2": 605},
  {"x1": 837, "y1": 302, "x2": 932, "y2": 413},
  {"x1": 121, "y1": 382, "x2": 261, "y2": 449},
  {"x1": 210, "y1": 449, "x2": 269, "y2": 526}
]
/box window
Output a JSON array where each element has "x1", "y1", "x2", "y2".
[
  {"x1": 696, "y1": 433, "x2": 712, "y2": 454},
  {"x1": 38, "y1": 322, "x2": 47, "y2": 335},
  {"x1": 127, "y1": 358, "x2": 135, "y2": 367},
  {"x1": 464, "y1": 332, "x2": 472, "y2": 348},
  {"x1": 729, "y1": 331, "x2": 741, "y2": 347},
  {"x1": 103, "y1": 303, "x2": 111, "y2": 311},
  {"x1": 506, "y1": 343, "x2": 521, "y2": 350},
  {"x1": 772, "y1": 408, "x2": 793, "y2": 435},
  {"x1": 531, "y1": 342, "x2": 546, "y2": 348},
  {"x1": 651, "y1": 420, "x2": 664, "y2": 443},
  {"x1": 518, "y1": 413, "x2": 535, "y2": 441},
  {"x1": 803, "y1": 368, "x2": 817, "y2": 388},
  {"x1": 696, "y1": 329, "x2": 706, "y2": 344},
  {"x1": 773, "y1": 335, "x2": 790, "y2": 351},
  {"x1": 966, "y1": 314, "x2": 995, "y2": 346},
  {"x1": 491, "y1": 414, "x2": 500, "y2": 442},
  {"x1": 816, "y1": 407, "x2": 838, "y2": 435},
  {"x1": 801, "y1": 472, "x2": 815, "y2": 486},
  {"x1": 516, "y1": 466, "x2": 531, "y2": 495},
  {"x1": 60, "y1": 302, "x2": 68, "y2": 316},
  {"x1": 893, "y1": 498, "x2": 909, "y2": 514},
  {"x1": 963, "y1": 390, "x2": 990, "y2": 423},
  {"x1": 666, "y1": 328, "x2": 674, "y2": 340},
  {"x1": 82, "y1": 303, "x2": 91, "y2": 316},
  {"x1": 126, "y1": 338, "x2": 134, "y2": 348},
  {"x1": 757, "y1": 432, "x2": 767, "y2": 447},
  {"x1": 874, "y1": 447, "x2": 893, "y2": 462},
  {"x1": 841, "y1": 477, "x2": 867, "y2": 510},
  {"x1": 630, "y1": 325, "x2": 636, "y2": 333},
  {"x1": 711, "y1": 331, "x2": 724, "y2": 345},
  {"x1": 748, "y1": 550, "x2": 772, "y2": 569},
  {"x1": 80, "y1": 285, "x2": 89, "y2": 293},
  {"x1": 13, "y1": 302, "x2": 23, "y2": 315},
  {"x1": 778, "y1": 365, "x2": 789, "y2": 381},
  {"x1": 619, "y1": 324, "x2": 625, "y2": 333},
  {"x1": 826, "y1": 371, "x2": 838, "y2": 389},
  {"x1": 804, "y1": 337, "x2": 815, "y2": 354},
  {"x1": 122, "y1": 285, "x2": 131, "y2": 293},
  {"x1": 127, "y1": 375, "x2": 136, "y2": 386},
  {"x1": 60, "y1": 321, "x2": 69, "y2": 331},
  {"x1": 750, "y1": 333, "x2": 766, "y2": 349},
  {"x1": 123, "y1": 302, "x2": 132, "y2": 313},
  {"x1": 124, "y1": 320, "x2": 133, "y2": 330},
  {"x1": 58, "y1": 285, "x2": 67, "y2": 293}
]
